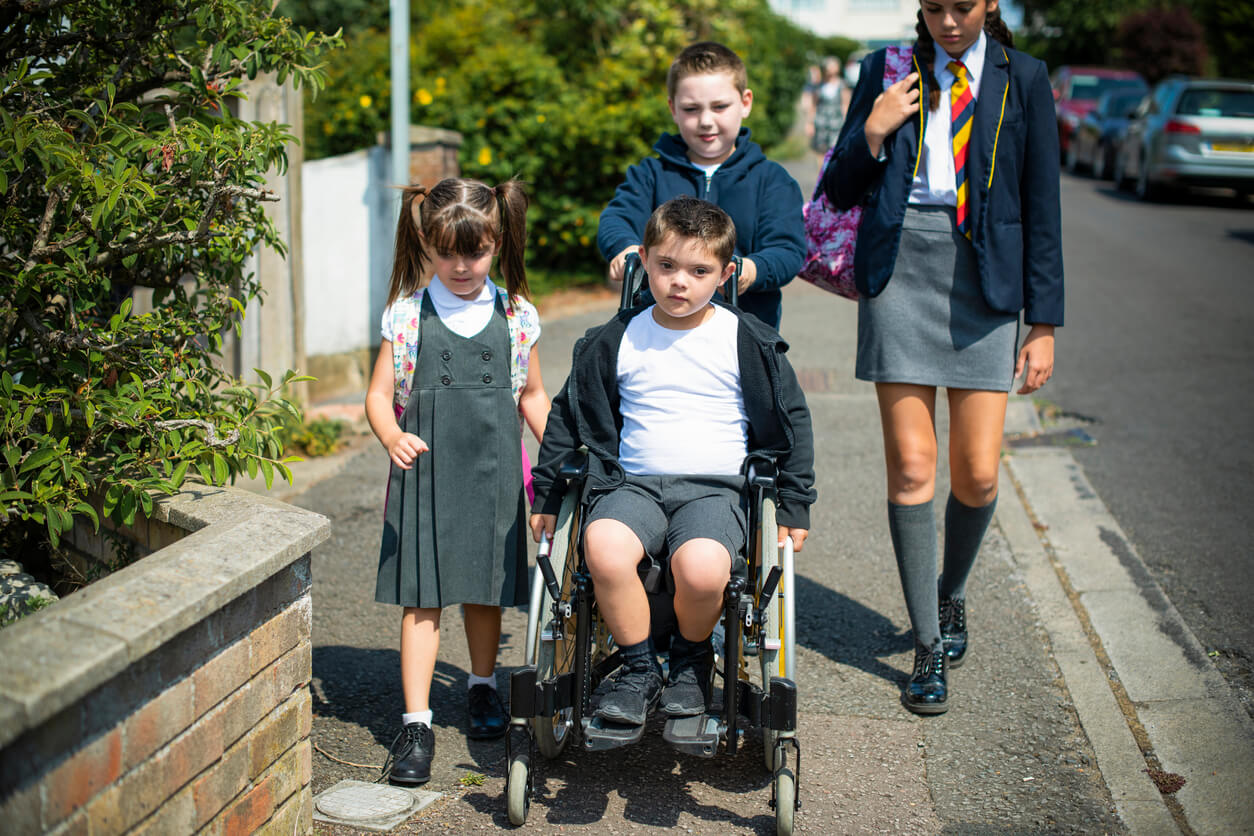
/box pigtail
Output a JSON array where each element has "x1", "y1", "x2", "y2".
[
  {"x1": 386, "y1": 185, "x2": 430, "y2": 308},
  {"x1": 493, "y1": 180, "x2": 531, "y2": 301},
  {"x1": 983, "y1": 7, "x2": 1015, "y2": 48},
  {"x1": 914, "y1": 11, "x2": 941, "y2": 112}
]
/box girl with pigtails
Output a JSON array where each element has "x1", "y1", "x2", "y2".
[
  {"x1": 365, "y1": 178, "x2": 550, "y2": 783},
  {"x1": 821, "y1": 1, "x2": 1063, "y2": 715}
]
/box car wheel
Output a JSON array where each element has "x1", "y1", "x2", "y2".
[
  {"x1": 1094, "y1": 146, "x2": 1110, "y2": 181},
  {"x1": 1135, "y1": 160, "x2": 1159, "y2": 201},
  {"x1": 1065, "y1": 144, "x2": 1080, "y2": 175},
  {"x1": 1113, "y1": 149, "x2": 1130, "y2": 191}
]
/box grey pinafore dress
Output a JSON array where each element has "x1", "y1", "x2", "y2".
[{"x1": 375, "y1": 292, "x2": 528, "y2": 608}]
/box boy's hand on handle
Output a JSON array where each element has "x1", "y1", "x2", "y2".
[
  {"x1": 387, "y1": 432, "x2": 429, "y2": 469},
  {"x1": 1015, "y1": 324, "x2": 1056, "y2": 394},
  {"x1": 736, "y1": 257, "x2": 758, "y2": 294},
  {"x1": 529, "y1": 513, "x2": 556, "y2": 543},
  {"x1": 864, "y1": 72, "x2": 920, "y2": 159},
  {"x1": 608, "y1": 245, "x2": 639, "y2": 285},
  {"x1": 779, "y1": 527, "x2": 808, "y2": 552}
]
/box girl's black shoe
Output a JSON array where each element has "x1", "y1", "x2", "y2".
[
  {"x1": 385, "y1": 722, "x2": 434, "y2": 785},
  {"x1": 467, "y1": 684, "x2": 508, "y2": 739},
  {"x1": 939, "y1": 596, "x2": 968, "y2": 668},
  {"x1": 903, "y1": 642, "x2": 948, "y2": 715}
]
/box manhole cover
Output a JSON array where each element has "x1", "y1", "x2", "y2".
[{"x1": 313, "y1": 780, "x2": 440, "y2": 831}]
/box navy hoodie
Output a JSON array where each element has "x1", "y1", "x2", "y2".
[{"x1": 597, "y1": 128, "x2": 806, "y2": 329}]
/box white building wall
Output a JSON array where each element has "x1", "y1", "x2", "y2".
[
  {"x1": 301, "y1": 149, "x2": 380, "y2": 358},
  {"x1": 769, "y1": 0, "x2": 918, "y2": 43}
]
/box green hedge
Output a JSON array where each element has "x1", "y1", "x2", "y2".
[{"x1": 304, "y1": 0, "x2": 824, "y2": 273}]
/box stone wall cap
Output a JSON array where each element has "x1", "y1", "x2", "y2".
[
  {"x1": 376, "y1": 125, "x2": 463, "y2": 148},
  {"x1": 0, "y1": 486, "x2": 329, "y2": 750}
]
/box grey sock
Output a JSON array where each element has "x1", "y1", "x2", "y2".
[
  {"x1": 939, "y1": 493, "x2": 997, "y2": 601},
  {"x1": 887, "y1": 499, "x2": 941, "y2": 649}
]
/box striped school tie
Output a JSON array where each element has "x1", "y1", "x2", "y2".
[{"x1": 948, "y1": 60, "x2": 973, "y2": 239}]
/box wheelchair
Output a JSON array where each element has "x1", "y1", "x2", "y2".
[{"x1": 505, "y1": 254, "x2": 802, "y2": 835}]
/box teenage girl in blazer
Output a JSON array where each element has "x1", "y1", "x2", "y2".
[{"x1": 821, "y1": 0, "x2": 1062, "y2": 715}]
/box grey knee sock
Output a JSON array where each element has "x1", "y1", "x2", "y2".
[
  {"x1": 939, "y1": 493, "x2": 998, "y2": 601},
  {"x1": 887, "y1": 500, "x2": 940, "y2": 649}
]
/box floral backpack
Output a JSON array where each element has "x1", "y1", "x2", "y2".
[{"x1": 798, "y1": 46, "x2": 915, "y2": 300}]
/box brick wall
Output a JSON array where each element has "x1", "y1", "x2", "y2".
[{"x1": 0, "y1": 487, "x2": 329, "y2": 836}]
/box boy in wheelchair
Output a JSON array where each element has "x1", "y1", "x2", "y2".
[{"x1": 530, "y1": 196, "x2": 815, "y2": 729}]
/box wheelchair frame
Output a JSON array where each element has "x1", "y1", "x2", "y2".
[{"x1": 505, "y1": 254, "x2": 802, "y2": 834}]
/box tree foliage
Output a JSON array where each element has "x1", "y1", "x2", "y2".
[
  {"x1": 303, "y1": 0, "x2": 820, "y2": 271},
  {"x1": 1115, "y1": 7, "x2": 1208, "y2": 84},
  {"x1": 1, "y1": 1, "x2": 340, "y2": 555}
]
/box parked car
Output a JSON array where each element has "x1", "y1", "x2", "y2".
[
  {"x1": 1051, "y1": 66, "x2": 1147, "y2": 160},
  {"x1": 1066, "y1": 88, "x2": 1148, "y2": 179},
  {"x1": 1114, "y1": 78, "x2": 1254, "y2": 200}
]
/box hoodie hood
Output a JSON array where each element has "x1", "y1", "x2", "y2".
[{"x1": 653, "y1": 128, "x2": 765, "y2": 184}]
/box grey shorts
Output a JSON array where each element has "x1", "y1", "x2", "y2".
[{"x1": 585, "y1": 474, "x2": 748, "y2": 572}]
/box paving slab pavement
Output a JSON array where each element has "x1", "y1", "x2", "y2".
[{"x1": 274, "y1": 261, "x2": 1253, "y2": 832}]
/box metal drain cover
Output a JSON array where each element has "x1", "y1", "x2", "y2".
[{"x1": 313, "y1": 779, "x2": 440, "y2": 831}]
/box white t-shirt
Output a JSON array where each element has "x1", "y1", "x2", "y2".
[{"x1": 617, "y1": 305, "x2": 748, "y2": 475}]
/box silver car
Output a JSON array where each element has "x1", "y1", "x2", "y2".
[{"x1": 1114, "y1": 78, "x2": 1254, "y2": 200}]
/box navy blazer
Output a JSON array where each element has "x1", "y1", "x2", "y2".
[{"x1": 822, "y1": 44, "x2": 1064, "y2": 326}]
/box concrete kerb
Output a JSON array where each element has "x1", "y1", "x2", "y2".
[{"x1": 1000, "y1": 396, "x2": 1254, "y2": 835}]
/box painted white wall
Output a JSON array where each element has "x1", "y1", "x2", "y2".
[{"x1": 301, "y1": 149, "x2": 378, "y2": 358}]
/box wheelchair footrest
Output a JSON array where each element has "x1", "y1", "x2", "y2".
[
  {"x1": 662, "y1": 714, "x2": 721, "y2": 758},
  {"x1": 582, "y1": 716, "x2": 646, "y2": 751}
]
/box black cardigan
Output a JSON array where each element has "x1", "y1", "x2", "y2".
[{"x1": 532, "y1": 303, "x2": 817, "y2": 529}]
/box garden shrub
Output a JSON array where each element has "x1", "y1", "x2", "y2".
[
  {"x1": 304, "y1": 0, "x2": 824, "y2": 273},
  {"x1": 1, "y1": 1, "x2": 340, "y2": 557}
]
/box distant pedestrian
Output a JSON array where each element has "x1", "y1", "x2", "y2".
[
  {"x1": 364, "y1": 177, "x2": 551, "y2": 783},
  {"x1": 810, "y1": 56, "x2": 850, "y2": 155},
  {"x1": 823, "y1": 0, "x2": 1062, "y2": 715}
]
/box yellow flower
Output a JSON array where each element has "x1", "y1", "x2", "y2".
[
  {"x1": 538, "y1": 236, "x2": 548, "y2": 246},
  {"x1": 436, "y1": 77, "x2": 447, "y2": 92},
  {"x1": 478, "y1": 147, "x2": 492, "y2": 166},
  {"x1": 359, "y1": 95, "x2": 373, "y2": 108},
  {"x1": 579, "y1": 235, "x2": 589, "y2": 246},
  {"x1": 322, "y1": 122, "x2": 333, "y2": 134},
  {"x1": 574, "y1": 216, "x2": 584, "y2": 226},
  {"x1": 416, "y1": 88, "x2": 433, "y2": 106},
  {"x1": 476, "y1": 118, "x2": 486, "y2": 128},
  {"x1": 536, "y1": 114, "x2": 546, "y2": 123}
]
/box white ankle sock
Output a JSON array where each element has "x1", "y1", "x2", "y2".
[
  {"x1": 402, "y1": 710, "x2": 432, "y2": 727},
  {"x1": 467, "y1": 673, "x2": 497, "y2": 691}
]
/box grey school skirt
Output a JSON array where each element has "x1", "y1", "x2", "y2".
[{"x1": 856, "y1": 204, "x2": 1019, "y2": 391}]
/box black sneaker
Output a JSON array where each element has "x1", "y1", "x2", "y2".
[
  {"x1": 467, "y1": 684, "x2": 508, "y2": 739},
  {"x1": 661, "y1": 639, "x2": 713, "y2": 717},
  {"x1": 903, "y1": 642, "x2": 948, "y2": 715},
  {"x1": 386, "y1": 722, "x2": 434, "y2": 785},
  {"x1": 594, "y1": 664, "x2": 663, "y2": 725},
  {"x1": 939, "y1": 596, "x2": 968, "y2": 668}
]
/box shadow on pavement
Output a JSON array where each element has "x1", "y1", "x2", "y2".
[{"x1": 794, "y1": 573, "x2": 912, "y2": 687}]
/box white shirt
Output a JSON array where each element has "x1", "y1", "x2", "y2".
[
  {"x1": 908, "y1": 30, "x2": 987, "y2": 207},
  {"x1": 425, "y1": 275, "x2": 496, "y2": 338},
  {"x1": 617, "y1": 306, "x2": 748, "y2": 476}
]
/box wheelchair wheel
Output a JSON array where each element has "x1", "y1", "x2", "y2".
[
  {"x1": 529, "y1": 488, "x2": 581, "y2": 758},
  {"x1": 506, "y1": 755, "x2": 530, "y2": 825},
  {"x1": 757, "y1": 495, "x2": 797, "y2": 772},
  {"x1": 774, "y1": 767, "x2": 796, "y2": 836}
]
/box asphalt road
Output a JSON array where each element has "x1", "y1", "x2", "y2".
[{"x1": 1043, "y1": 173, "x2": 1254, "y2": 715}]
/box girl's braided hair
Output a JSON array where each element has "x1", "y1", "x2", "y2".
[{"x1": 914, "y1": 5, "x2": 1015, "y2": 112}]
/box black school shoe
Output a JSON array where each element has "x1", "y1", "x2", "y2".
[
  {"x1": 386, "y1": 722, "x2": 435, "y2": 785},
  {"x1": 939, "y1": 596, "x2": 968, "y2": 668},
  {"x1": 595, "y1": 663, "x2": 663, "y2": 725},
  {"x1": 661, "y1": 639, "x2": 714, "y2": 717},
  {"x1": 467, "y1": 684, "x2": 508, "y2": 739},
  {"x1": 903, "y1": 642, "x2": 948, "y2": 715}
]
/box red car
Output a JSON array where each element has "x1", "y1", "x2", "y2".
[{"x1": 1051, "y1": 66, "x2": 1147, "y2": 159}]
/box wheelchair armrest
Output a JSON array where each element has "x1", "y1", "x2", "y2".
[
  {"x1": 746, "y1": 455, "x2": 777, "y2": 490},
  {"x1": 557, "y1": 449, "x2": 589, "y2": 483}
]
